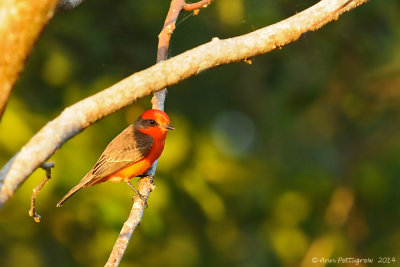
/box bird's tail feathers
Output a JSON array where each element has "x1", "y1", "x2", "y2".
[{"x1": 56, "y1": 172, "x2": 92, "y2": 207}]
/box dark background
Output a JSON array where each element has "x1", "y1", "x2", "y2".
[{"x1": 1, "y1": 0, "x2": 400, "y2": 266}]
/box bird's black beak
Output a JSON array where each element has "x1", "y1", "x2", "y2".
[{"x1": 164, "y1": 124, "x2": 175, "y2": 130}]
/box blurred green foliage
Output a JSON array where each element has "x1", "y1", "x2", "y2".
[{"x1": 1, "y1": 0, "x2": 400, "y2": 266}]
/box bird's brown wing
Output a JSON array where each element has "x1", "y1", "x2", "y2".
[{"x1": 84, "y1": 125, "x2": 154, "y2": 186}]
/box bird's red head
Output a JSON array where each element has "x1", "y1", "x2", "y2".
[{"x1": 136, "y1": 109, "x2": 174, "y2": 138}]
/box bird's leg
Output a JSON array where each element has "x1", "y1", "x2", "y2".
[{"x1": 125, "y1": 181, "x2": 147, "y2": 207}]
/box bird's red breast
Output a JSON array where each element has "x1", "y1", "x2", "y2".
[
  {"x1": 93, "y1": 132, "x2": 167, "y2": 184},
  {"x1": 85, "y1": 109, "x2": 172, "y2": 186}
]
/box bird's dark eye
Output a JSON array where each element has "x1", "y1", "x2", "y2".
[{"x1": 149, "y1": 120, "x2": 156, "y2": 125}]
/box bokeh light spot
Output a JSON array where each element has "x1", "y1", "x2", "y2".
[
  {"x1": 211, "y1": 110, "x2": 255, "y2": 157},
  {"x1": 270, "y1": 227, "x2": 309, "y2": 263},
  {"x1": 42, "y1": 50, "x2": 73, "y2": 86},
  {"x1": 217, "y1": 0, "x2": 244, "y2": 25},
  {"x1": 158, "y1": 114, "x2": 191, "y2": 171},
  {"x1": 274, "y1": 191, "x2": 310, "y2": 226}
]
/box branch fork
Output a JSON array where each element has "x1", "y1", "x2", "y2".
[{"x1": 106, "y1": 1, "x2": 215, "y2": 265}]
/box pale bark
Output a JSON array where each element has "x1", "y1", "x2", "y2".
[
  {"x1": 0, "y1": 0, "x2": 58, "y2": 118},
  {"x1": 0, "y1": 0, "x2": 368, "y2": 207}
]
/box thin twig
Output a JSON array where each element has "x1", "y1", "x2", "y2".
[
  {"x1": 183, "y1": 0, "x2": 214, "y2": 11},
  {"x1": 0, "y1": 0, "x2": 368, "y2": 208},
  {"x1": 28, "y1": 162, "x2": 55, "y2": 222}
]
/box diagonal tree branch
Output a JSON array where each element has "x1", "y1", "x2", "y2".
[
  {"x1": 0, "y1": 0, "x2": 83, "y2": 120},
  {"x1": 0, "y1": 0, "x2": 368, "y2": 208},
  {"x1": 0, "y1": 0, "x2": 58, "y2": 119}
]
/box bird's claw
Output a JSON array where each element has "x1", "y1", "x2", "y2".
[
  {"x1": 138, "y1": 174, "x2": 154, "y2": 182},
  {"x1": 127, "y1": 180, "x2": 149, "y2": 208}
]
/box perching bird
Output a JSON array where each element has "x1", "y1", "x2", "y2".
[{"x1": 57, "y1": 109, "x2": 174, "y2": 207}]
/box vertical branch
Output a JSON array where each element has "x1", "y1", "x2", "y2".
[
  {"x1": 152, "y1": 0, "x2": 185, "y2": 111},
  {"x1": 104, "y1": 177, "x2": 154, "y2": 267},
  {"x1": 106, "y1": 1, "x2": 214, "y2": 266}
]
